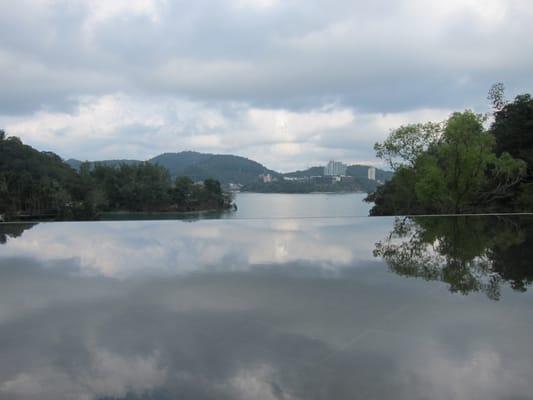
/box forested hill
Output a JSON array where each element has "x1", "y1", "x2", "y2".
[
  {"x1": 68, "y1": 151, "x2": 280, "y2": 184},
  {"x1": 283, "y1": 165, "x2": 393, "y2": 181},
  {"x1": 1, "y1": 133, "x2": 233, "y2": 220},
  {"x1": 150, "y1": 152, "x2": 279, "y2": 184},
  {"x1": 67, "y1": 152, "x2": 391, "y2": 186},
  {"x1": 0, "y1": 135, "x2": 83, "y2": 215}
]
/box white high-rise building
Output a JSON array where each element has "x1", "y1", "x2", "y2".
[
  {"x1": 368, "y1": 167, "x2": 376, "y2": 181},
  {"x1": 324, "y1": 161, "x2": 347, "y2": 176}
]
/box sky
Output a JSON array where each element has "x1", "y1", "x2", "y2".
[{"x1": 1, "y1": 0, "x2": 533, "y2": 172}]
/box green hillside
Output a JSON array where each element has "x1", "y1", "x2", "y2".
[
  {"x1": 283, "y1": 166, "x2": 324, "y2": 178},
  {"x1": 1, "y1": 134, "x2": 232, "y2": 220},
  {"x1": 69, "y1": 152, "x2": 279, "y2": 184},
  {"x1": 0, "y1": 134, "x2": 84, "y2": 216},
  {"x1": 67, "y1": 152, "x2": 392, "y2": 187}
]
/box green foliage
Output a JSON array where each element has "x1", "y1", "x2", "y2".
[
  {"x1": 88, "y1": 164, "x2": 230, "y2": 213},
  {"x1": 370, "y1": 110, "x2": 526, "y2": 215},
  {"x1": 90, "y1": 163, "x2": 172, "y2": 211},
  {"x1": 150, "y1": 152, "x2": 278, "y2": 184},
  {"x1": 421, "y1": 112, "x2": 497, "y2": 212},
  {"x1": 491, "y1": 93, "x2": 533, "y2": 174},
  {"x1": 0, "y1": 133, "x2": 82, "y2": 218},
  {"x1": 0, "y1": 134, "x2": 232, "y2": 220},
  {"x1": 69, "y1": 151, "x2": 281, "y2": 185},
  {"x1": 488, "y1": 82, "x2": 507, "y2": 111},
  {"x1": 374, "y1": 122, "x2": 442, "y2": 170},
  {"x1": 367, "y1": 167, "x2": 421, "y2": 215}
]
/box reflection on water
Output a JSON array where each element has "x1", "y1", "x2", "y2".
[
  {"x1": 229, "y1": 192, "x2": 372, "y2": 218},
  {"x1": 375, "y1": 216, "x2": 533, "y2": 300},
  {"x1": 101, "y1": 193, "x2": 373, "y2": 221},
  {"x1": 0, "y1": 217, "x2": 532, "y2": 400},
  {"x1": 0, "y1": 223, "x2": 36, "y2": 244}
]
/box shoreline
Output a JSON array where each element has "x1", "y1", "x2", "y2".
[{"x1": 239, "y1": 191, "x2": 367, "y2": 195}]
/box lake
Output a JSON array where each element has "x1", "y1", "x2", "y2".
[
  {"x1": 230, "y1": 192, "x2": 372, "y2": 218},
  {"x1": 0, "y1": 212, "x2": 532, "y2": 399},
  {"x1": 101, "y1": 192, "x2": 372, "y2": 221}
]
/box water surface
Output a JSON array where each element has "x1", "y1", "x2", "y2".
[
  {"x1": 230, "y1": 192, "x2": 372, "y2": 218},
  {"x1": 0, "y1": 215, "x2": 532, "y2": 400}
]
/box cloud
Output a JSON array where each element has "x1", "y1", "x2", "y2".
[
  {"x1": 2, "y1": 93, "x2": 453, "y2": 169},
  {"x1": 0, "y1": 0, "x2": 532, "y2": 167}
]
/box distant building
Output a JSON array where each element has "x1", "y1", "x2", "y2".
[
  {"x1": 228, "y1": 183, "x2": 243, "y2": 191},
  {"x1": 260, "y1": 173, "x2": 273, "y2": 183},
  {"x1": 367, "y1": 167, "x2": 376, "y2": 181},
  {"x1": 284, "y1": 176, "x2": 308, "y2": 182},
  {"x1": 324, "y1": 160, "x2": 347, "y2": 176}
]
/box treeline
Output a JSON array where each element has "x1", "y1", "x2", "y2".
[
  {"x1": 368, "y1": 85, "x2": 533, "y2": 215},
  {"x1": 241, "y1": 177, "x2": 374, "y2": 193},
  {"x1": 78, "y1": 164, "x2": 231, "y2": 214},
  {"x1": 0, "y1": 132, "x2": 232, "y2": 221}
]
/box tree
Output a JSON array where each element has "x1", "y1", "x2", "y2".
[
  {"x1": 1, "y1": 135, "x2": 233, "y2": 219},
  {"x1": 491, "y1": 93, "x2": 533, "y2": 175},
  {"x1": 366, "y1": 167, "x2": 421, "y2": 215},
  {"x1": 488, "y1": 82, "x2": 507, "y2": 111},
  {"x1": 0, "y1": 173, "x2": 8, "y2": 213},
  {"x1": 420, "y1": 111, "x2": 526, "y2": 212},
  {"x1": 204, "y1": 178, "x2": 222, "y2": 196},
  {"x1": 173, "y1": 177, "x2": 194, "y2": 209},
  {"x1": 369, "y1": 111, "x2": 525, "y2": 215},
  {"x1": 0, "y1": 129, "x2": 5, "y2": 141},
  {"x1": 374, "y1": 122, "x2": 442, "y2": 171},
  {"x1": 200, "y1": 178, "x2": 225, "y2": 208}
]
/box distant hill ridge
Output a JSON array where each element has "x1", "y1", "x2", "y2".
[
  {"x1": 284, "y1": 165, "x2": 393, "y2": 181},
  {"x1": 67, "y1": 151, "x2": 392, "y2": 185},
  {"x1": 67, "y1": 151, "x2": 279, "y2": 185}
]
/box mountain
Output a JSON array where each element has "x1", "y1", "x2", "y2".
[
  {"x1": 283, "y1": 166, "x2": 324, "y2": 178},
  {"x1": 148, "y1": 151, "x2": 211, "y2": 173},
  {"x1": 68, "y1": 151, "x2": 279, "y2": 184},
  {"x1": 66, "y1": 151, "x2": 392, "y2": 187}
]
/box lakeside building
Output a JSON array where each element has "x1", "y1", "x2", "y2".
[
  {"x1": 368, "y1": 167, "x2": 376, "y2": 181},
  {"x1": 228, "y1": 183, "x2": 243, "y2": 191},
  {"x1": 260, "y1": 173, "x2": 273, "y2": 183},
  {"x1": 324, "y1": 160, "x2": 347, "y2": 176},
  {"x1": 284, "y1": 176, "x2": 309, "y2": 182}
]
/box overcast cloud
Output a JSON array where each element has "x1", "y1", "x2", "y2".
[{"x1": 1, "y1": 0, "x2": 533, "y2": 170}]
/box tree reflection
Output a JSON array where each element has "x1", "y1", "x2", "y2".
[
  {"x1": 0, "y1": 223, "x2": 37, "y2": 244},
  {"x1": 374, "y1": 216, "x2": 533, "y2": 300}
]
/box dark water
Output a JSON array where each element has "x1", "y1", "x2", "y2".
[{"x1": 0, "y1": 215, "x2": 532, "y2": 399}]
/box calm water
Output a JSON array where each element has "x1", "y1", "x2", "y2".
[
  {"x1": 101, "y1": 193, "x2": 372, "y2": 221},
  {"x1": 230, "y1": 192, "x2": 372, "y2": 218},
  {"x1": 0, "y1": 215, "x2": 532, "y2": 399}
]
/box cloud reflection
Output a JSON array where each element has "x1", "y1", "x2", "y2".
[
  {"x1": 0, "y1": 219, "x2": 385, "y2": 278},
  {"x1": 0, "y1": 218, "x2": 532, "y2": 399}
]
